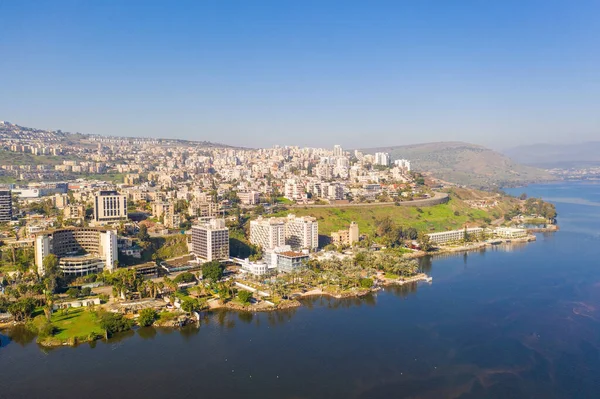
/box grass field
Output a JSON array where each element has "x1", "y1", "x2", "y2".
[
  {"x1": 274, "y1": 197, "x2": 496, "y2": 236},
  {"x1": 33, "y1": 308, "x2": 104, "y2": 344}
]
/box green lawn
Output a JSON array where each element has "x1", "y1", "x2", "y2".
[
  {"x1": 50, "y1": 308, "x2": 104, "y2": 340},
  {"x1": 32, "y1": 308, "x2": 105, "y2": 343},
  {"x1": 274, "y1": 198, "x2": 494, "y2": 236}
]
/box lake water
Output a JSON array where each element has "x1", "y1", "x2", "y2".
[{"x1": 2, "y1": 181, "x2": 600, "y2": 399}]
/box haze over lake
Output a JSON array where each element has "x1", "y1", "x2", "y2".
[{"x1": 2, "y1": 181, "x2": 600, "y2": 399}]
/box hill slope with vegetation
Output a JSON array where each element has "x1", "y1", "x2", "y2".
[{"x1": 362, "y1": 142, "x2": 552, "y2": 188}]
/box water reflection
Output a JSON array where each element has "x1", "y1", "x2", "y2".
[{"x1": 3, "y1": 324, "x2": 36, "y2": 347}]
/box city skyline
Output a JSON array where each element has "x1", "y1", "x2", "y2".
[{"x1": 2, "y1": 1, "x2": 599, "y2": 149}]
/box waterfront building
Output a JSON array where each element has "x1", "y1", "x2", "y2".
[
  {"x1": 427, "y1": 227, "x2": 484, "y2": 245},
  {"x1": 34, "y1": 227, "x2": 118, "y2": 276},
  {"x1": 250, "y1": 217, "x2": 286, "y2": 250},
  {"x1": 0, "y1": 190, "x2": 12, "y2": 222},
  {"x1": 191, "y1": 218, "x2": 229, "y2": 262},
  {"x1": 494, "y1": 227, "x2": 528, "y2": 239},
  {"x1": 93, "y1": 190, "x2": 127, "y2": 223},
  {"x1": 264, "y1": 245, "x2": 309, "y2": 273}
]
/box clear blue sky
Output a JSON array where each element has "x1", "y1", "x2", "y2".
[{"x1": 1, "y1": 0, "x2": 599, "y2": 149}]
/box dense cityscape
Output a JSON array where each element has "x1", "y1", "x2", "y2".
[{"x1": 0, "y1": 120, "x2": 558, "y2": 346}]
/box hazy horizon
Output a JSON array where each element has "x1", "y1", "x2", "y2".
[{"x1": 2, "y1": 1, "x2": 599, "y2": 150}]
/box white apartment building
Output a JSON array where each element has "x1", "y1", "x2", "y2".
[
  {"x1": 333, "y1": 145, "x2": 344, "y2": 157},
  {"x1": 93, "y1": 190, "x2": 127, "y2": 223},
  {"x1": 284, "y1": 179, "x2": 304, "y2": 201},
  {"x1": 191, "y1": 218, "x2": 230, "y2": 262},
  {"x1": 249, "y1": 217, "x2": 286, "y2": 250},
  {"x1": 374, "y1": 152, "x2": 390, "y2": 166},
  {"x1": 237, "y1": 191, "x2": 260, "y2": 205},
  {"x1": 394, "y1": 159, "x2": 411, "y2": 171}
]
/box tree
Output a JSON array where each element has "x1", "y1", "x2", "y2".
[
  {"x1": 181, "y1": 298, "x2": 201, "y2": 315},
  {"x1": 137, "y1": 308, "x2": 158, "y2": 327},
  {"x1": 66, "y1": 287, "x2": 80, "y2": 299},
  {"x1": 417, "y1": 232, "x2": 433, "y2": 252},
  {"x1": 201, "y1": 261, "x2": 224, "y2": 283},
  {"x1": 42, "y1": 254, "x2": 59, "y2": 276},
  {"x1": 137, "y1": 224, "x2": 150, "y2": 243},
  {"x1": 8, "y1": 298, "x2": 36, "y2": 321},
  {"x1": 237, "y1": 290, "x2": 253, "y2": 305}
]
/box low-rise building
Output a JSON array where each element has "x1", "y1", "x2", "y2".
[
  {"x1": 264, "y1": 245, "x2": 310, "y2": 273},
  {"x1": 494, "y1": 227, "x2": 527, "y2": 239},
  {"x1": 331, "y1": 222, "x2": 359, "y2": 246},
  {"x1": 427, "y1": 227, "x2": 484, "y2": 245}
]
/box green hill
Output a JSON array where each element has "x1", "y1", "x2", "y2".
[{"x1": 361, "y1": 142, "x2": 553, "y2": 189}]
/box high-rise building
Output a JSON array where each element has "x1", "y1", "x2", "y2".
[
  {"x1": 191, "y1": 218, "x2": 230, "y2": 262},
  {"x1": 250, "y1": 217, "x2": 286, "y2": 250},
  {"x1": 333, "y1": 145, "x2": 343, "y2": 157},
  {"x1": 285, "y1": 214, "x2": 319, "y2": 250},
  {"x1": 393, "y1": 159, "x2": 411, "y2": 171},
  {"x1": 35, "y1": 227, "x2": 118, "y2": 276},
  {"x1": 0, "y1": 190, "x2": 12, "y2": 222},
  {"x1": 94, "y1": 191, "x2": 127, "y2": 223},
  {"x1": 374, "y1": 152, "x2": 390, "y2": 166}
]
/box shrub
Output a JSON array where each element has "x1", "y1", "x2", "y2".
[
  {"x1": 137, "y1": 308, "x2": 158, "y2": 327},
  {"x1": 37, "y1": 321, "x2": 56, "y2": 338},
  {"x1": 98, "y1": 312, "x2": 133, "y2": 336},
  {"x1": 173, "y1": 272, "x2": 196, "y2": 284},
  {"x1": 359, "y1": 278, "x2": 374, "y2": 289},
  {"x1": 66, "y1": 287, "x2": 80, "y2": 299}
]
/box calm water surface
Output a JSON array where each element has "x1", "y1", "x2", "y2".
[{"x1": 2, "y1": 181, "x2": 600, "y2": 399}]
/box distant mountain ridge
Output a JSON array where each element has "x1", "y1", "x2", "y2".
[
  {"x1": 503, "y1": 142, "x2": 600, "y2": 168},
  {"x1": 361, "y1": 141, "x2": 553, "y2": 189}
]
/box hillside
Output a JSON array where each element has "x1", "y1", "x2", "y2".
[
  {"x1": 273, "y1": 188, "x2": 520, "y2": 237},
  {"x1": 361, "y1": 142, "x2": 552, "y2": 188},
  {"x1": 0, "y1": 120, "x2": 236, "y2": 149},
  {"x1": 504, "y1": 142, "x2": 600, "y2": 168}
]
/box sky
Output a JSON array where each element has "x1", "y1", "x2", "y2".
[{"x1": 1, "y1": 0, "x2": 599, "y2": 150}]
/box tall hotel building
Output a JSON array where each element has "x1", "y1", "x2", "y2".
[
  {"x1": 0, "y1": 190, "x2": 12, "y2": 222},
  {"x1": 285, "y1": 214, "x2": 319, "y2": 250},
  {"x1": 249, "y1": 217, "x2": 286, "y2": 250},
  {"x1": 191, "y1": 218, "x2": 230, "y2": 262},
  {"x1": 249, "y1": 214, "x2": 318, "y2": 251},
  {"x1": 94, "y1": 190, "x2": 127, "y2": 223},
  {"x1": 35, "y1": 227, "x2": 118, "y2": 276}
]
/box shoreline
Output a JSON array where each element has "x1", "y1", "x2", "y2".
[{"x1": 1, "y1": 228, "x2": 555, "y2": 348}]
